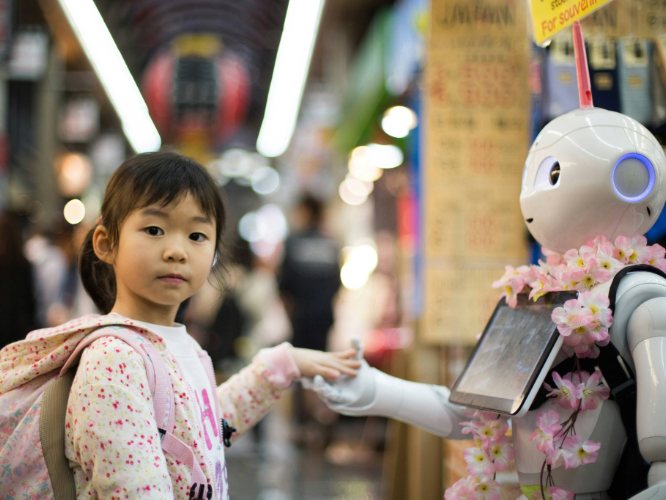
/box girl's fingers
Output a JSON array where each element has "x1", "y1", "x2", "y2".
[
  {"x1": 317, "y1": 365, "x2": 341, "y2": 379},
  {"x1": 326, "y1": 360, "x2": 359, "y2": 376},
  {"x1": 334, "y1": 348, "x2": 358, "y2": 359}
]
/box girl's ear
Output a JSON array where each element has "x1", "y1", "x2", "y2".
[{"x1": 92, "y1": 225, "x2": 115, "y2": 265}]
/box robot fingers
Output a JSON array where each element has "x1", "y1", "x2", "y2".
[
  {"x1": 351, "y1": 336, "x2": 364, "y2": 361},
  {"x1": 310, "y1": 374, "x2": 356, "y2": 405}
]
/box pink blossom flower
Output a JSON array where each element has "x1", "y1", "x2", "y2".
[
  {"x1": 615, "y1": 236, "x2": 635, "y2": 264},
  {"x1": 549, "y1": 487, "x2": 575, "y2": 500},
  {"x1": 562, "y1": 435, "x2": 601, "y2": 468},
  {"x1": 542, "y1": 247, "x2": 564, "y2": 267},
  {"x1": 529, "y1": 270, "x2": 562, "y2": 300},
  {"x1": 594, "y1": 240, "x2": 623, "y2": 275},
  {"x1": 531, "y1": 487, "x2": 575, "y2": 500},
  {"x1": 562, "y1": 323, "x2": 602, "y2": 347},
  {"x1": 563, "y1": 249, "x2": 585, "y2": 268},
  {"x1": 616, "y1": 235, "x2": 649, "y2": 264},
  {"x1": 461, "y1": 419, "x2": 483, "y2": 438},
  {"x1": 576, "y1": 370, "x2": 610, "y2": 411},
  {"x1": 572, "y1": 342, "x2": 601, "y2": 359},
  {"x1": 551, "y1": 299, "x2": 595, "y2": 337},
  {"x1": 560, "y1": 267, "x2": 586, "y2": 290},
  {"x1": 529, "y1": 409, "x2": 562, "y2": 454},
  {"x1": 579, "y1": 292, "x2": 612, "y2": 328},
  {"x1": 472, "y1": 480, "x2": 501, "y2": 500},
  {"x1": 580, "y1": 235, "x2": 612, "y2": 255},
  {"x1": 488, "y1": 435, "x2": 514, "y2": 471},
  {"x1": 476, "y1": 418, "x2": 509, "y2": 442},
  {"x1": 445, "y1": 476, "x2": 475, "y2": 500},
  {"x1": 492, "y1": 266, "x2": 526, "y2": 309},
  {"x1": 574, "y1": 256, "x2": 611, "y2": 291},
  {"x1": 545, "y1": 446, "x2": 566, "y2": 467},
  {"x1": 517, "y1": 265, "x2": 537, "y2": 286},
  {"x1": 464, "y1": 446, "x2": 495, "y2": 478},
  {"x1": 545, "y1": 372, "x2": 581, "y2": 409},
  {"x1": 647, "y1": 244, "x2": 666, "y2": 272}
]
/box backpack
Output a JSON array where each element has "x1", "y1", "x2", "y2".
[{"x1": 0, "y1": 314, "x2": 213, "y2": 500}]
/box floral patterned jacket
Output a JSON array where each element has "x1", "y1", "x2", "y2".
[{"x1": 58, "y1": 314, "x2": 300, "y2": 500}]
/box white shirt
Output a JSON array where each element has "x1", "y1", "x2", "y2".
[{"x1": 139, "y1": 320, "x2": 229, "y2": 500}]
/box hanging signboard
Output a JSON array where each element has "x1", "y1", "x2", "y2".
[
  {"x1": 423, "y1": 0, "x2": 529, "y2": 345},
  {"x1": 530, "y1": 0, "x2": 614, "y2": 45}
]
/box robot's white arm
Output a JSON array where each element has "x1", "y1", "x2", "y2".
[
  {"x1": 303, "y1": 343, "x2": 468, "y2": 440},
  {"x1": 627, "y1": 297, "x2": 666, "y2": 498}
]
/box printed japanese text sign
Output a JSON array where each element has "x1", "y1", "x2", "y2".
[{"x1": 530, "y1": 0, "x2": 614, "y2": 45}]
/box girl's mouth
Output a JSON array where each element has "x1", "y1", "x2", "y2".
[{"x1": 159, "y1": 275, "x2": 186, "y2": 285}]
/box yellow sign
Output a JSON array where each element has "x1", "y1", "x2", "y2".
[{"x1": 530, "y1": 0, "x2": 614, "y2": 45}]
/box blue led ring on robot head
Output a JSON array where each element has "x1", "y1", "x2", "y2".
[{"x1": 611, "y1": 153, "x2": 655, "y2": 203}]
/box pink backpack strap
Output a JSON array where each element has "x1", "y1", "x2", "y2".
[{"x1": 59, "y1": 327, "x2": 209, "y2": 492}]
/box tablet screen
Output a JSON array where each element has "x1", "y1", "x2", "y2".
[{"x1": 450, "y1": 291, "x2": 576, "y2": 414}]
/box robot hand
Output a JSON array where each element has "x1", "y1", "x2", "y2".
[
  {"x1": 301, "y1": 338, "x2": 468, "y2": 439},
  {"x1": 301, "y1": 337, "x2": 377, "y2": 412}
]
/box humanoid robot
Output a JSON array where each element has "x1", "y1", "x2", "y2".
[{"x1": 309, "y1": 23, "x2": 666, "y2": 500}]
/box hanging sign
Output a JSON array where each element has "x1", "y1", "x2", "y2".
[{"x1": 530, "y1": 0, "x2": 614, "y2": 45}]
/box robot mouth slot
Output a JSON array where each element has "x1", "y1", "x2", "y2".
[{"x1": 526, "y1": 218, "x2": 534, "y2": 223}]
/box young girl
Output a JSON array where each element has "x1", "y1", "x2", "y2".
[{"x1": 67, "y1": 152, "x2": 360, "y2": 499}]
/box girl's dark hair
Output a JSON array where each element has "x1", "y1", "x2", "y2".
[{"x1": 79, "y1": 152, "x2": 226, "y2": 314}]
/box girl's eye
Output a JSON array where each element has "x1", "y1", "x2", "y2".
[
  {"x1": 145, "y1": 227, "x2": 164, "y2": 236},
  {"x1": 190, "y1": 232, "x2": 207, "y2": 242}
]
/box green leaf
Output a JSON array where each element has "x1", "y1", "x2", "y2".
[{"x1": 520, "y1": 485, "x2": 542, "y2": 497}]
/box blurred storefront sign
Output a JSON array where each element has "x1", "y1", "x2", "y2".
[
  {"x1": 9, "y1": 30, "x2": 48, "y2": 80},
  {"x1": 422, "y1": 0, "x2": 529, "y2": 344},
  {"x1": 530, "y1": 0, "x2": 612, "y2": 45}
]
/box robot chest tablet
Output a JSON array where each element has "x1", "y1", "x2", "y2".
[{"x1": 450, "y1": 291, "x2": 575, "y2": 417}]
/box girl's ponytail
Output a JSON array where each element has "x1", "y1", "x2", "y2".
[{"x1": 79, "y1": 224, "x2": 116, "y2": 314}]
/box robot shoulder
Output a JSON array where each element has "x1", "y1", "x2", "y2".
[{"x1": 609, "y1": 268, "x2": 666, "y2": 366}]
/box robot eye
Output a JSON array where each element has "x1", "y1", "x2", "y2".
[
  {"x1": 534, "y1": 156, "x2": 560, "y2": 191},
  {"x1": 612, "y1": 153, "x2": 655, "y2": 203},
  {"x1": 550, "y1": 163, "x2": 560, "y2": 185}
]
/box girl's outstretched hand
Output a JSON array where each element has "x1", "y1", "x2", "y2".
[{"x1": 289, "y1": 347, "x2": 362, "y2": 380}]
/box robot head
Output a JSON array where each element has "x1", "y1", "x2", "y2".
[{"x1": 520, "y1": 108, "x2": 666, "y2": 253}]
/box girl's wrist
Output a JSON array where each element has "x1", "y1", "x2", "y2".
[{"x1": 258, "y1": 342, "x2": 301, "y2": 388}]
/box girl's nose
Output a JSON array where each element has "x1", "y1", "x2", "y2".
[{"x1": 164, "y1": 240, "x2": 187, "y2": 262}]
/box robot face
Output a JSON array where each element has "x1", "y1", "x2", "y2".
[{"x1": 520, "y1": 108, "x2": 666, "y2": 253}]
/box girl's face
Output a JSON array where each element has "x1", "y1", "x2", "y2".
[{"x1": 106, "y1": 193, "x2": 216, "y2": 322}]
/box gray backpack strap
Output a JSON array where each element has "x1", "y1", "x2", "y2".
[{"x1": 40, "y1": 370, "x2": 77, "y2": 500}]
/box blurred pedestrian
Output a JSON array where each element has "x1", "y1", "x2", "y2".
[
  {"x1": 279, "y1": 194, "x2": 341, "y2": 446},
  {"x1": 279, "y1": 195, "x2": 340, "y2": 352},
  {"x1": 0, "y1": 212, "x2": 37, "y2": 347},
  {"x1": 25, "y1": 229, "x2": 68, "y2": 328}
]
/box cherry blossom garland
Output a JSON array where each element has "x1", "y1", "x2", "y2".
[
  {"x1": 444, "y1": 235, "x2": 665, "y2": 500},
  {"x1": 444, "y1": 410, "x2": 513, "y2": 500}
]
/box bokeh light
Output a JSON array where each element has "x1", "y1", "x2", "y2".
[
  {"x1": 58, "y1": 153, "x2": 93, "y2": 197},
  {"x1": 340, "y1": 244, "x2": 379, "y2": 289},
  {"x1": 339, "y1": 180, "x2": 367, "y2": 205},
  {"x1": 64, "y1": 199, "x2": 86, "y2": 225},
  {"x1": 367, "y1": 143, "x2": 404, "y2": 169},
  {"x1": 251, "y1": 166, "x2": 280, "y2": 195},
  {"x1": 381, "y1": 106, "x2": 418, "y2": 138}
]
